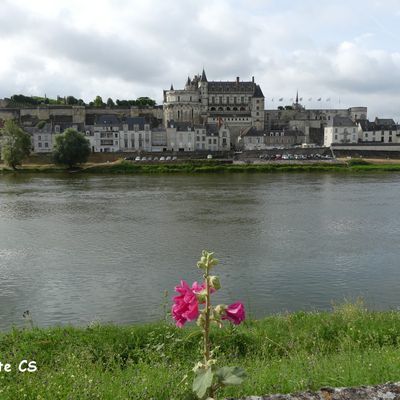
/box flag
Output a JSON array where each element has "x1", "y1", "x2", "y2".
[
  {"x1": 317, "y1": 98, "x2": 321, "y2": 101},
  {"x1": 279, "y1": 98, "x2": 283, "y2": 101},
  {"x1": 299, "y1": 97, "x2": 303, "y2": 101}
]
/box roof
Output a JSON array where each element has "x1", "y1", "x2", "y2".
[
  {"x1": 253, "y1": 84, "x2": 264, "y2": 98},
  {"x1": 357, "y1": 118, "x2": 397, "y2": 131},
  {"x1": 95, "y1": 114, "x2": 121, "y2": 126},
  {"x1": 241, "y1": 127, "x2": 305, "y2": 137},
  {"x1": 208, "y1": 81, "x2": 256, "y2": 93},
  {"x1": 332, "y1": 116, "x2": 356, "y2": 127},
  {"x1": 167, "y1": 120, "x2": 194, "y2": 131},
  {"x1": 126, "y1": 117, "x2": 146, "y2": 130},
  {"x1": 375, "y1": 117, "x2": 395, "y2": 126},
  {"x1": 201, "y1": 69, "x2": 207, "y2": 82}
]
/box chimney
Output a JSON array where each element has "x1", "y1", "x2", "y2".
[
  {"x1": 236, "y1": 76, "x2": 240, "y2": 84},
  {"x1": 252, "y1": 76, "x2": 254, "y2": 83}
]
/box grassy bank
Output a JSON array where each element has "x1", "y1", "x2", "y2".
[
  {"x1": 2, "y1": 303, "x2": 400, "y2": 399},
  {"x1": 2, "y1": 159, "x2": 400, "y2": 175}
]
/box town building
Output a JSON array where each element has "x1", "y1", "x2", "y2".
[
  {"x1": 357, "y1": 118, "x2": 399, "y2": 144},
  {"x1": 239, "y1": 127, "x2": 305, "y2": 150},
  {"x1": 323, "y1": 116, "x2": 358, "y2": 147}
]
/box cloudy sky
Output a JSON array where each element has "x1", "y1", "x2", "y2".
[{"x1": 1, "y1": 0, "x2": 400, "y2": 120}]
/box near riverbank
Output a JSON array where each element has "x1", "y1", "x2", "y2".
[
  {"x1": 2, "y1": 303, "x2": 400, "y2": 399},
  {"x1": 2, "y1": 158, "x2": 400, "y2": 174}
]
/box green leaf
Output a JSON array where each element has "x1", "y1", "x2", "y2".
[
  {"x1": 193, "y1": 368, "x2": 213, "y2": 399},
  {"x1": 215, "y1": 366, "x2": 246, "y2": 386}
]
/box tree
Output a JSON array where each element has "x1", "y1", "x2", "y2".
[
  {"x1": 66, "y1": 96, "x2": 79, "y2": 105},
  {"x1": 0, "y1": 120, "x2": 31, "y2": 170},
  {"x1": 53, "y1": 128, "x2": 90, "y2": 168},
  {"x1": 135, "y1": 96, "x2": 156, "y2": 107},
  {"x1": 106, "y1": 97, "x2": 115, "y2": 107},
  {"x1": 93, "y1": 95, "x2": 104, "y2": 107}
]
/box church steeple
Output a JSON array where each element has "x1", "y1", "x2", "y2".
[
  {"x1": 200, "y1": 68, "x2": 207, "y2": 82},
  {"x1": 296, "y1": 90, "x2": 299, "y2": 104},
  {"x1": 170, "y1": 83, "x2": 174, "y2": 90}
]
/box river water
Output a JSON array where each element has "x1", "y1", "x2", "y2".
[{"x1": 0, "y1": 172, "x2": 400, "y2": 329}]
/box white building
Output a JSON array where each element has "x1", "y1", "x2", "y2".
[
  {"x1": 166, "y1": 122, "x2": 195, "y2": 152},
  {"x1": 91, "y1": 114, "x2": 121, "y2": 152},
  {"x1": 120, "y1": 117, "x2": 152, "y2": 152},
  {"x1": 324, "y1": 116, "x2": 358, "y2": 147},
  {"x1": 357, "y1": 118, "x2": 399, "y2": 144}
]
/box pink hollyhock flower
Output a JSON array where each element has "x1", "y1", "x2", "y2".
[
  {"x1": 222, "y1": 302, "x2": 245, "y2": 325},
  {"x1": 172, "y1": 280, "x2": 201, "y2": 327}
]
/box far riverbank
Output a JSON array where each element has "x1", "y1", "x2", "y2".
[{"x1": 2, "y1": 158, "x2": 400, "y2": 174}]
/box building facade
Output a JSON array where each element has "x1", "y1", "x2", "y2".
[
  {"x1": 163, "y1": 69, "x2": 265, "y2": 144},
  {"x1": 324, "y1": 116, "x2": 358, "y2": 147}
]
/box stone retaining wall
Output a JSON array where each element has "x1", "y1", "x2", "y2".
[{"x1": 228, "y1": 382, "x2": 400, "y2": 400}]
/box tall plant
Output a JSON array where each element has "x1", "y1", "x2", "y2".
[{"x1": 172, "y1": 251, "x2": 246, "y2": 399}]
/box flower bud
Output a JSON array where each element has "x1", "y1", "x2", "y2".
[
  {"x1": 196, "y1": 289, "x2": 207, "y2": 304},
  {"x1": 209, "y1": 275, "x2": 221, "y2": 291},
  {"x1": 214, "y1": 304, "x2": 227, "y2": 317}
]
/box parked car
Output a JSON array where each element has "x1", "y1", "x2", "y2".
[
  {"x1": 153, "y1": 156, "x2": 159, "y2": 161},
  {"x1": 160, "y1": 156, "x2": 166, "y2": 161},
  {"x1": 207, "y1": 154, "x2": 213, "y2": 159},
  {"x1": 141, "y1": 157, "x2": 147, "y2": 161},
  {"x1": 172, "y1": 156, "x2": 177, "y2": 161},
  {"x1": 135, "y1": 156, "x2": 141, "y2": 161},
  {"x1": 166, "y1": 156, "x2": 172, "y2": 161}
]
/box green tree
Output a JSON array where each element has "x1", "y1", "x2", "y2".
[
  {"x1": 135, "y1": 97, "x2": 156, "y2": 107},
  {"x1": 106, "y1": 97, "x2": 115, "y2": 107},
  {"x1": 0, "y1": 120, "x2": 31, "y2": 170},
  {"x1": 66, "y1": 96, "x2": 79, "y2": 105},
  {"x1": 53, "y1": 128, "x2": 90, "y2": 168},
  {"x1": 93, "y1": 95, "x2": 104, "y2": 107}
]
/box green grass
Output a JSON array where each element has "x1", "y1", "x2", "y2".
[
  {"x1": 2, "y1": 160, "x2": 400, "y2": 174},
  {"x1": 2, "y1": 303, "x2": 400, "y2": 399}
]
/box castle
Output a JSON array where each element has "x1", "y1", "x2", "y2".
[{"x1": 163, "y1": 69, "x2": 265, "y2": 142}]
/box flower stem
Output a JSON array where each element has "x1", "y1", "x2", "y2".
[{"x1": 203, "y1": 266, "x2": 214, "y2": 398}]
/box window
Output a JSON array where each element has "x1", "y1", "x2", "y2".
[
  {"x1": 38, "y1": 142, "x2": 42, "y2": 148},
  {"x1": 334, "y1": 128, "x2": 338, "y2": 133},
  {"x1": 115, "y1": 133, "x2": 118, "y2": 138},
  {"x1": 38, "y1": 135, "x2": 41, "y2": 141},
  {"x1": 389, "y1": 137, "x2": 393, "y2": 142},
  {"x1": 334, "y1": 135, "x2": 338, "y2": 140},
  {"x1": 213, "y1": 139, "x2": 217, "y2": 144},
  {"x1": 44, "y1": 142, "x2": 48, "y2": 148},
  {"x1": 196, "y1": 136, "x2": 200, "y2": 141}
]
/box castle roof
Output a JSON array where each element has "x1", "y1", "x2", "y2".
[
  {"x1": 253, "y1": 84, "x2": 264, "y2": 98},
  {"x1": 201, "y1": 69, "x2": 207, "y2": 82},
  {"x1": 208, "y1": 81, "x2": 257, "y2": 94}
]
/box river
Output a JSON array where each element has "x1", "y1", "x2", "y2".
[{"x1": 0, "y1": 172, "x2": 399, "y2": 329}]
